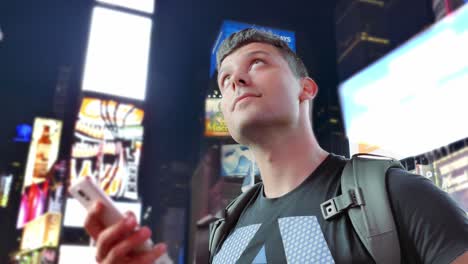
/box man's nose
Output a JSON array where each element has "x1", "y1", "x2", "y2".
[{"x1": 231, "y1": 71, "x2": 251, "y2": 91}]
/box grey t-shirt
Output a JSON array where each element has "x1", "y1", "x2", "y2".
[{"x1": 212, "y1": 153, "x2": 468, "y2": 263}]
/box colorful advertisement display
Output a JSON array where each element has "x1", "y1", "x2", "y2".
[
  {"x1": 434, "y1": 146, "x2": 468, "y2": 211},
  {"x1": 0, "y1": 174, "x2": 13, "y2": 207},
  {"x1": 221, "y1": 144, "x2": 260, "y2": 177},
  {"x1": 340, "y1": 4, "x2": 468, "y2": 159},
  {"x1": 17, "y1": 181, "x2": 49, "y2": 229},
  {"x1": 23, "y1": 118, "x2": 62, "y2": 189},
  {"x1": 205, "y1": 98, "x2": 229, "y2": 137},
  {"x1": 210, "y1": 20, "x2": 296, "y2": 77},
  {"x1": 20, "y1": 212, "x2": 62, "y2": 251},
  {"x1": 16, "y1": 248, "x2": 57, "y2": 264},
  {"x1": 70, "y1": 97, "x2": 144, "y2": 200}
]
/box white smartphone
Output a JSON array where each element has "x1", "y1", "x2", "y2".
[{"x1": 69, "y1": 176, "x2": 153, "y2": 252}]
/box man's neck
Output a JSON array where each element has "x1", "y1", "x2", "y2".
[{"x1": 249, "y1": 126, "x2": 328, "y2": 198}]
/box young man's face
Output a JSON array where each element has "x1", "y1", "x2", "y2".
[{"x1": 217, "y1": 42, "x2": 306, "y2": 144}]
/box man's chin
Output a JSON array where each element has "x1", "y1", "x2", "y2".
[{"x1": 230, "y1": 119, "x2": 270, "y2": 145}]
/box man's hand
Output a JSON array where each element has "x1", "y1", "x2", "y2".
[{"x1": 84, "y1": 201, "x2": 167, "y2": 264}]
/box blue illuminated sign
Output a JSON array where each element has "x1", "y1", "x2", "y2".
[
  {"x1": 210, "y1": 20, "x2": 296, "y2": 77},
  {"x1": 14, "y1": 124, "x2": 32, "y2": 142}
]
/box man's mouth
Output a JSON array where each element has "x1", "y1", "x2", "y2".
[{"x1": 232, "y1": 93, "x2": 262, "y2": 111}]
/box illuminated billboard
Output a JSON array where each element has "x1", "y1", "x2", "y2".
[
  {"x1": 205, "y1": 98, "x2": 229, "y2": 137},
  {"x1": 339, "y1": 4, "x2": 468, "y2": 159},
  {"x1": 17, "y1": 181, "x2": 49, "y2": 229},
  {"x1": 434, "y1": 146, "x2": 468, "y2": 211},
  {"x1": 0, "y1": 174, "x2": 13, "y2": 208},
  {"x1": 221, "y1": 144, "x2": 260, "y2": 177},
  {"x1": 210, "y1": 20, "x2": 296, "y2": 77},
  {"x1": 59, "y1": 245, "x2": 97, "y2": 264},
  {"x1": 14, "y1": 123, "x2": 32, "y2": 142},
  {"x1": 23, "y1": 118, "x2": 62, "y2": 189},
  {"x1": 70, "y1": 97, "x2": 144, "y2": 200},
  {"x1": 82, "y1": 6, "x2": 152, "y2": 101},
  {"x1": 20, "y1": 212, "x2": 62, "y2": 251}
]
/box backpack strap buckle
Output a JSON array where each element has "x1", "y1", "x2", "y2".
[{"x1": 320, "y1": 187, "x2": 364, "y2": 220}]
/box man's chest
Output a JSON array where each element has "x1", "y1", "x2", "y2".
[{"x1": 213, "y1": 202, "x2": 373, "y2": 263}]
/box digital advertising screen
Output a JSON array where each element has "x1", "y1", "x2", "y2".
[
  {"x1": 70, "y1": 97, "x2": 144, "y2": 200},
  {"x1": 14, "y1": 123, "x2": 32, "y2": 142},
  {"x1": 415, "y1": 163, "x2": 438, "y2": 186},
  {"x1": 46, "y1": 160, "x2": 67, "y2": 214},
  {"x1": 59, "y1": 245, "x2": 97, "y2": 264},
  {"x1": 205, "y1": 98, "x2": 229, "y2": 137},
  {"x1": 210, "y1": 20, "x2": 296, "y2": 77},
  {"x1": 339, "y1": 4, "x2": 468, "y2": 159},
  {"x1": 434, "y1": 146, "x2": 468, "y2": 211},
  {"x1": 221, "y1": 144, "x2": 260, "y2": 177},
  {"x1": 23, "y1": 118, "x2": 62, "y2": 189},
  {"x1": 0, "y1": 174, "x2": 13, "y2": 208},
  {"x1": 20, "y1": 212, "x2": 62, "y2": 251},
  {"x1": 82, "y1": 6, "x2": 152, "y2": 101},
  {"x1": 17, "y1": 181, "x2": 49, "y2": 229}
]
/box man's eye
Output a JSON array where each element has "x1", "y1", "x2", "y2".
[
  {"x1": 251, "y1": 59, "x2": 264, "y2": 68},
  {"x1": 222, "y1": 75, "x2": 231, "y2": 86}
]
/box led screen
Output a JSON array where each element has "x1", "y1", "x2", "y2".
[
  {"x1": 339, "y1": 4, "x2": 468, "y2": 159},
  {"x1": 221, "y1": 144, "x2": 260, "y2": 177},
  {"x1": 210, "y1": 20, "x2": 296, "y2": 77},
  {"x1": 70, "y1": 97, "x2": 144, "y2": 200},
  {"x1": 20, "y1": 212, "x2": 62, "y2": 251},
  {"x1": 205, "y1": 98, "x2": 229, "y2": 137},
  {"x1": 82, "y1": 7, "x2": 152, "y2": 100},
  {"x1": 23, "y1": 118, "x2": 62, "y2": 189},
  {"x1": 17, "y1": 181, "x2": 49, "y2": 229},
  {"x1": 59, "y1": 245, "x2": 97, "y2": 264},
  {"x1": 0, "y1": 174, "x2": 13, "y2": 207},
  {"x1": 14, "y1": 123, "x2": 32, "y2": 142},
  {"x1": 434, "y1": 146, "x2": 468, "y2": 211}
]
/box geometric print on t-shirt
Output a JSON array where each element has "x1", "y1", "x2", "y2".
[
  {"x1": 251, "y1": 245, "x2": 267, "y2": 264},
  {"x1": 213, "y1": 224, "x2": 261, "y2": 264},
  {"x1": 278, "y1": 216, "x2": 335, "y2": 264}
]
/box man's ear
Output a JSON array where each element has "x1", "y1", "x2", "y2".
[{"x1": 299, "y1": 77, "x2": 318, "y2": 102}]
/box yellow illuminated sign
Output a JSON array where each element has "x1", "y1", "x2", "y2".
[{"x1": 20, "y1": 212, "x2": 62, "y2": 251}]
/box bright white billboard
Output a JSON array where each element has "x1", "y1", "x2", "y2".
[
  {"x1": 339, "y1": 4, "x2": 468, "y2": 159},
  {"x1": 82, "y1": 7, "x2": 152, "y2": 101}
]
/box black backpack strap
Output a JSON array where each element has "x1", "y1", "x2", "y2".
[
  {"x1": 321, "y1": 153, "x2": 403, "y2": 264},
  {"x1": 208, "y1": 182, "x2": 262, "y2": 263}
]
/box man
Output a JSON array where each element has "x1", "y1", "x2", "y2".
[{"x1": 84, "y1": 29, "x2": 468, "y2": 263}]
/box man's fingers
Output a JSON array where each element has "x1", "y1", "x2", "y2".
[
  {"x1": 106, "y1": 227, "x2": 153, "y2": 263},
  {"x1": 132, "y1": 243, "x2": 168, "y2": 264},
  {"x1": 84, "y1": 201, "x2": 105, "y2": 239},
  {"x1": 95, "y1": 212, "x2": 137, "y2": 262}
]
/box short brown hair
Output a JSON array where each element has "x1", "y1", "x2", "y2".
[{"x1": 216, "y1": 28, "x2": 309, "y2": 79}]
